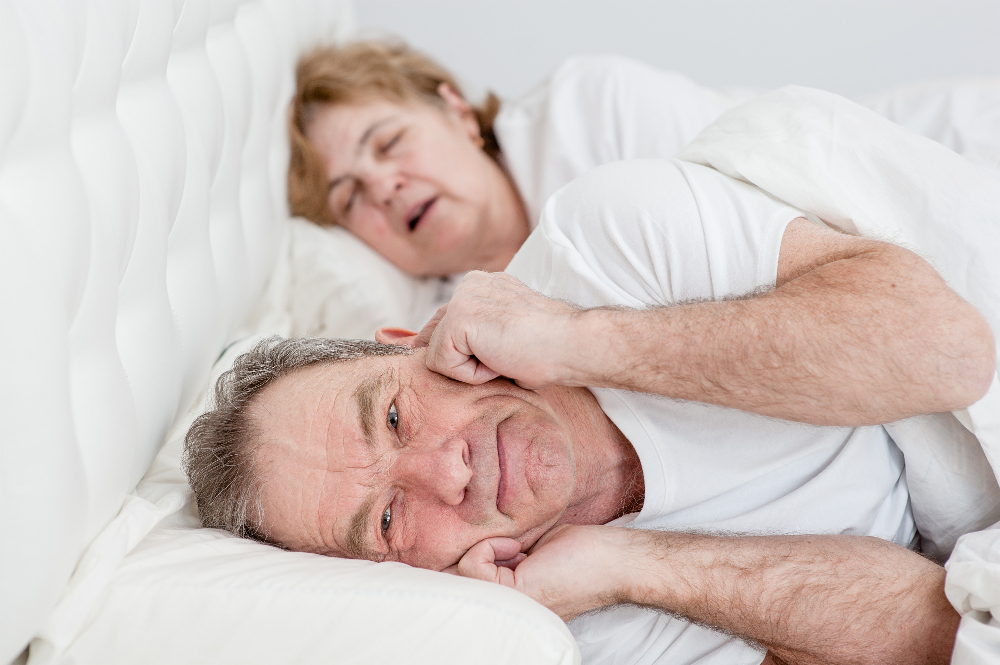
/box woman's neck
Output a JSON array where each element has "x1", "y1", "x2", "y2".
[{"x1": 475, "y1": 154, "x2": 530, "y2": 272}]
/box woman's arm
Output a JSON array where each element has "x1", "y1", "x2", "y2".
[{"x1": 418, "y1": 219, "x2": 995, "y2": 426}]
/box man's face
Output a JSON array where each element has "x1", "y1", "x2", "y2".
[{"x1": 250, "y1": 349, "x2": 582, "y2": 571}]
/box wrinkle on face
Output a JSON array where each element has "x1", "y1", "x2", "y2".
[
  {"x1": 353, "y1": 368, "x2": 395, "y2": 451},
  {"x1": 251, "y1": 351, "x2": 604, "y2": 570}
]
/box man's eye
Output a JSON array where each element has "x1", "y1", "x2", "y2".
[
  {"x1": 381, "y1": 505, "x2": 392, "y2": 534},
  {"x1": 387, "y1": 402, "x2": 399, "y2": 430}
]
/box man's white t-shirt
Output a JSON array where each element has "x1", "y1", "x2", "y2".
[{"x1": 506, "y1": 159, "x2": 916, "y2": 665}]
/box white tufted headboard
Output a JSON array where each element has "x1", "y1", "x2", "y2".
[{"x1": 0, "y1": 0, "x2": 351, "y2": 660}]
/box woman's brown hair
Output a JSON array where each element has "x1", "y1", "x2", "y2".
[{"x1": 288, "y1": 40, "x2": 501, "y2": 226}]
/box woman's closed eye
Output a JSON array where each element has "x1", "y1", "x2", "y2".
[
  {"x1": 379, "y1": 130, "x2": 403, "y2": 155},
  {"x1": 331, "y1": 181, "x2": 359, "y2": 217},
  {"x1": 342, "y1": 184, "x2": 359, "y2": 214}
]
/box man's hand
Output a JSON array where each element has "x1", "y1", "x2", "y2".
[
  {"x1": 417, "y1": 220, "x2": 995, "y2": 427},
  {"x1": 415, "y1": 271, "x2": 582, "y2": 389},
  {"x1": 453, "y1": 525, "x2": 630, "y2": 621},
  {"x1": 455, "y1": 528, "x2": 961, "y2": 665}
]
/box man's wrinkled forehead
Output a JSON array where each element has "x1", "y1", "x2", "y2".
[
  {"x1": 251, "y1": 356, "x2": 383, "y2": 451},
  {"x1": 249, "y1": 355, "x2": 397, "y2": 556},
  {"x1": 352, "y1": 365, "x2": 395, "y2": 451}
]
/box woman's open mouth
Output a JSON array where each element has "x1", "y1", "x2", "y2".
[{"x1": 407, "y1": 197, "x2": 437, "y2": 231}]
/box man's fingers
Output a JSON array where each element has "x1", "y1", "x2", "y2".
[
  {"x1": 456, "y1": 538, "x2": 522, "y2": 586},
  {"x1": 418, "y1": 306, "x2": 501, "y2": 385},
  {"x1": 527, "y1": 524, "x2": 572, "y2": 553},
  {"x1": 470, "y1": 359, "x2": 501, "y2": 384},
  {"x1": 429, "y1": 355, "x2": 492, "y2": 385},
  {"x1": 424, "y1": 331, "x2": 500, "y2": 385},
  {"x1": 514, "y1": 378, "x2": 547, "y2": 391},
  {"x1": 414, "y1": 305, "x2": 448, "y2": 348},
  {"x1": 495, "y1": 553, "x2": 527, "y2": 570}
]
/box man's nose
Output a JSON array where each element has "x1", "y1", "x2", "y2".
[{"x1": 398, "y1": 438, "x2": 472, "y2": 506}]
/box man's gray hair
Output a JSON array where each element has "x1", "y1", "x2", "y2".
[{"x1": 182, "y1": 335, "x2": 412, "y2": 543}]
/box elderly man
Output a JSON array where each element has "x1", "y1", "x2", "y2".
[{"x1": 185, "y1": 159, "x2": 996, "y2": 665}]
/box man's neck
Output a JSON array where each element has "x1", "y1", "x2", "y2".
[{"x1": 539, "y1": 385, "x2": 645, "y2": 527}]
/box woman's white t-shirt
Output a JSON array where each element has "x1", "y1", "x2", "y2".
[
  {"x1": 494, "y1": 55, "x2": 745, "y2": 228},
  {"x1": 506, "y1": 158, "x2": 916, "y2": 665}
]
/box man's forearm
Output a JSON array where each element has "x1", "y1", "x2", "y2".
[
  {"x1": 618, "y1": 530, "x2": 959, "y2": 665},
  {"x1": 419, "y1": 223, "x2": 994, "y2": 426},
  {"x1": 562, "y1": 239, "x2": 995, "y2": 426}
]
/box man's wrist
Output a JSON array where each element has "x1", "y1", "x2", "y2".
[
  {"x1": 614, "y1": 528, "x2": 693, "y2": 610},
  {"x1": 580, "y1": 526, "x2": 654, "y2": 610},
  {"x1": 559, "y1": 308, "x2": 626, "y2": 388}
]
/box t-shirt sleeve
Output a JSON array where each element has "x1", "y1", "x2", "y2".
[{"x1": 506, "y1": 159, "x2": 804, "y2": 309}]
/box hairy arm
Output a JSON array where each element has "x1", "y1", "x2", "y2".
[
  {"x1": 457, "y1": 527, "x2": 960, "y2": 665},
  {"x1": 420, "y1": 219, "x2": 995, "y2": 425}
]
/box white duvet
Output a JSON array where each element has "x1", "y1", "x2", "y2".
[{"x1": 678, "y1": 86, "x2": 1000, "y2": 660}]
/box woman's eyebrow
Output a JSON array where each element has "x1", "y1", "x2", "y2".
[{"x1": 327, "y1": 116, "x2": 396, "y2": 193}]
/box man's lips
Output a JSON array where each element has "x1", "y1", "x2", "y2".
[
  {"x1": 495, "y1": 424, "x2": 514, "y2": 515},
  {"x1": 405, "y1": 197, "x2": 437, "y2": 231}
]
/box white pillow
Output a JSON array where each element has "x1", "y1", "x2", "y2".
[
  {"x1": 287, "y1": 218, "x2": 454, "y2": 339},
  {"x1": 30, "y1": 336, "x2": 580, "y2": 665}
]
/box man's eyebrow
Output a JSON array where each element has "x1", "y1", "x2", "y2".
[
  {"x1": 343, "y1": 367, "x2": 395, "y2": 561},
  {"x1": 353, "y1": 368, "x2": 393, "y2": 452},
  {"x1": 345, "y1": 492, "x2": 380, "y2": 561},
  {"x1": 327, "y1": 117, "x2": 395, "y2": 193}
]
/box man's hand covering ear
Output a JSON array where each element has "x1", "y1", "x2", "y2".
[{"x1": 416, "y1": 271, "x2": 583, "y2": 389}]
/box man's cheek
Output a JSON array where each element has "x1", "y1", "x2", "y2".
[{"x1": 402, "y1": 513, "x2": 471, "y2": 570}]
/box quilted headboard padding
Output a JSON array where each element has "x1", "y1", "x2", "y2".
[{"x1": 0, "y1": 1, "x2": 352, "y2": 661}]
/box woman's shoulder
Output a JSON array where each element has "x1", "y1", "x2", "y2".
[
  {"x1": 501, "y1": 55, "x2": 702, "y2": 113},
  {"x1": 495, "y1": 56, "x2": 729, "y2": 224},
  {"x1": 496, "y1": 54, "x2": 724, "y2": 151},
  {"x1": 546, "y1": 54, "x2": 696, "y2": 89}
]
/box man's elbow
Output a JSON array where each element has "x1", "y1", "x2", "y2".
[{"x1": 942, "y1": 302, "x2": 996, "y2": 411}]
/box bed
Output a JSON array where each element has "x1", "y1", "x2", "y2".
[
  {"x1": 2, "y1": 2, "x2": 999, "y2": 664},
  {"x1": 0, "y1": 2, "x2": 574, "y2": 663}
]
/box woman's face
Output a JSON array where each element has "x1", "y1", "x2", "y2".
[{"x1": 305, "y1": 87, "x2": 527, "y2": 277}]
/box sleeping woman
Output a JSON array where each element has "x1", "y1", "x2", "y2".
[{"x1": 286, "y1": 41, "x2": 741, "y2": 279}]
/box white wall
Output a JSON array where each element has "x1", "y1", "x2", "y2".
[{"x1": 354, "y1": 0, "x2": 1000, "y2": 101}]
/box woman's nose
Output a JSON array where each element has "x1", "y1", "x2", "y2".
[
  {"x1": 362, "y1": 163, "x2": 405, "y2": 207},
  {"x1": 398, "y1": 438, "x2": 472, "y2": 506}
]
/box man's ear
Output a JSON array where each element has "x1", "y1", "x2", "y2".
[
  {"x1": 437, "y1": 82, "x2": 481, "y2": 143},
  {"x1": 375, "y1": 327, "x2": 421, "y2": 348}
]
